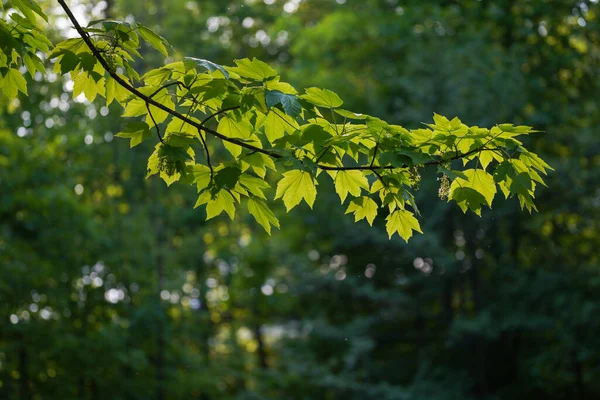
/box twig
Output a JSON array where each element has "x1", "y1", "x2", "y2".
[
  {"x1": 149, "y1": 81, "x2": 185, "y2": 99},
  {"x1": 200, "y1": 106, "x2": 241, "y2": 127},
  {"x1": 198, "y1": 130, "x2": 213, "y2": 181},
  {"x1": 370, "y1": 142, "x2": 379, "y2": 167},
  {"x1": 317, "y1": 147, "x2": 504, "y2": 171},
  {"x1": 146, "y1": 103, "x2": 164, "y2": 144}
]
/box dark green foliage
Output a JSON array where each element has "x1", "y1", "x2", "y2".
[{"x1": 0, "y1": 1, "x2": 599, "y2": 400}]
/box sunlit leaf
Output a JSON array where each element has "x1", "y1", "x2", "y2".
[
  {"x1": 136, "y1": 23, "x2": 168, "y2": 56},
  {"x1": 248, "y1": 197, "x2": 280, "y2": 234},
  {"x1": 334, "y1": 170, "x2": 369, "y2": 203},
  {"x1": 275, "y1": 170, "x2": 317, "y2": 211},
  {"x1": 115, "y1": 121, "x2": 152, "y2": 147},
  {"x1": 300, "y1": 87, "x2": 343, "y2": 108},
  {"x1": 1, "y1": 68, "x2": 28, "y2": 98},
  {"x1": 449, "y1": 169, "x2": 497, "y2": 215},
  {"x1": 345, "y1": 197, "x2": 378, "y2": 225},
  {"x1": 385, "y1": 209, "x2": 422, "y2": 241},
  {"x1": 226, "y1": 58, "x2": 277, "y2": 81}
]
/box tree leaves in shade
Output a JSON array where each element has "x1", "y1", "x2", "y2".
[{"x1": 266, "y1": 90, "x2": 302, "y2": 117}]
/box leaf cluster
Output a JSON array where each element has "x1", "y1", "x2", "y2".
[{"x1": 0, "y1": 0, "x2": 552, "y2": 241}]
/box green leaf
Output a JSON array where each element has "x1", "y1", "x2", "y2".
[
  {"x1": 449, "y1": 169, "x2": 497, "y2": 215},
  {"x1": 195, "y1": 190, "x2": 236, "y2": 220},
  {"x1": 105, "y1": 75, "x2": 131, "y2": 106},
  {"x1": 217, "y1": 115, "x2": 253, "y2": 158},
  {"x1": 191, "y1": 164, "x2": 212, "y2": 191},
  {"x1": 334, "y1": 109, "x2": 367, "y2": 120},
  {"x1": 164, "y1": 131, "x2": 196, "y2": 148},
  {"x1": 48, "y1": 38, "x2": 87, "y2": 59},
  {"x1": 226, "y1": 58, "x2": 277, "y2": 81},
  {"x1": 437, "y1": 166, "x2": 468, "y2": 181},
  {"x1": 265, "y1": 90, "x2": 302, "y2": 117},
  {"x1": 23, "y1": 53, "x2": 46, "y2": 77},
  {"x1": 57, "y1": 51, "x2": 80, "y2": 75},
  {"x1": 12, "y1": 0, "x2": 48, "y2": 23},
  {"x1": 248, "y1": 198, "x2": 280, "y2": 234},
  {"x1": 115, "y1": 121, "x2": 152, "y2": 147},
  {"x1": 385, "y1": 209, "x2": 422, "y2": 241},
  {"x1": 520, "y1": 150, "x2": 554, "y2": 174},
  {"x1": 136, "y1": 23, "x2": 168, "y2": 56},
  {"x1": 73, "y1": 71, "x2": 105, "y2": 102},
  {"x1": 260, "y1": 109, "x2": 299, "y2": 143},
  {"x1": 345, "y1": 197, "x2": 378, "y2": 225},
  {"x1": 300, "y1": 87, "x2": 343, "y2": 108},
  {"x1": 214, "y1": 166, "x2": 241, "y2": 190},
  {"x1": 183, "y1": 57, "x2": 229, "y2": 79},
  {"x1": 1, "y1": 68, "x2": 28, "y2": 98},
  {"x1": 241, "y1": 152, "x2": 276, "y2": 178},
  {"x1": 265, "y1": 78, "x2": 297, "y2": 94},
  {"x1": 334, "y1": 170, "x2": 369, "y2": 203},
  {"x1": 302, "y1": 124, "x2": 332, "y2": 147},
  {"x1": 239, "y1": 174, "x2": 270, "y2": 199},
  {"x1": 275, "y1": 170, "x2": 317, "y2": 211},
  {"x1": 122, "y1": 98, "x2": 148, "y2": 118},
  {"x1": 146, "y1": 88, "x2": 174, "y2": 125},
  {"x1": 141, "y1": 68, "x2": 172, "y2": 86},
  {"x1": 494, "y1": 160, "x2": 537, "y2": 212}
]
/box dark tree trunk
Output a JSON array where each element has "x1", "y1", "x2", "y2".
[
  {"x1": 571, "y1": 349, "x2": 585, "y2": 400},
  {"x1": 254, "y1": 323, "x2": 268, "y2": 369},
  {"x1": 154, "y1": 181, "x2": 166, "y2": 400},
  {"x1": 469, "y1": 235, "x2": 488, "y2": 398},
  {"x1": 18, "y1": 339, "x2": 29, "y2": 400}
]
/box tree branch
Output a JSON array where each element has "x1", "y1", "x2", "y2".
[
  {"x1": 317, "y1": 147, "x2": 503, "y2": 171},
  {"x1": 56, "y1": 0, "x2": 506, "y2": 176},
  {"x1": 57, "y1": 0, "x2": 281, "y2": 159}
]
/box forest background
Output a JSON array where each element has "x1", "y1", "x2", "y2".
[{"x1": 1, "y1": 0, "x2": 599, "y2": 399}]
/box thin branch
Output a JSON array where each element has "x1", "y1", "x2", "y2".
[
  {"x1": 146, "y1": 103, "x2": 164, "y2": 144},
  {"x1": 370, "y1": 142, "x2": 380, "y2": 168},
  {"x1": 372, "y1": 169, "x2": 387, "y2": 188},
  {"x1": 200, "y1": 106, "x2": 241, "y2": 127},
  {"x1": 317, "y1": 147, "x2": 504, "y2": 171},
  {"x1": 149, "y1": 81, "x2": 185, "y2": 99},
  {"x1": 198, "y1": 130, "x2": 214, "y2": 180},
  {"x1": 314, "y1": 146, "x2": 330, "y2": 163}
]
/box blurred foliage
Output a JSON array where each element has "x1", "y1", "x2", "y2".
[{"x1": 1, "y1": 0, "x2": 600, "y2": 400}]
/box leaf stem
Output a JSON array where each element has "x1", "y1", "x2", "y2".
[{"x1": 145, "y1": 103, "x2": 164, "y2": 144}]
